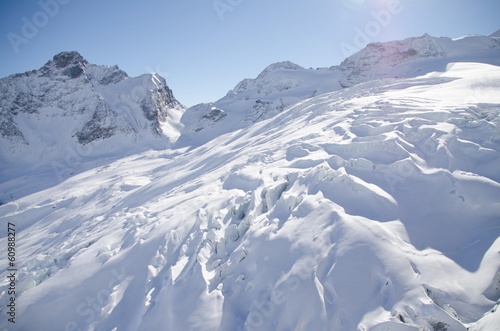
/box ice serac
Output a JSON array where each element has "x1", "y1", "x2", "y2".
[{"x1": 0, "y1": 51, "x2": 184, "y2": 168}]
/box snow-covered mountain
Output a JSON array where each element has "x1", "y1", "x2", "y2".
[
  {"x1": 178, "y1": 62, "x2": 344, "y2": 146},
  {"x1": 0, "y1": 51, "x2": 185, "y2": 171},
  {"x1": 339, "y1": 33, "x2": 500, "y2": 86},
  {"x1": 180, "y1": 33, "x2": 500, "y2": 146},
  {"x1": 1, "y1": 32, "x2": 500, "y2": 331}
]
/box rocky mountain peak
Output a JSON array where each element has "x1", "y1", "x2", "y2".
[
  {"x1": 51, "y1": 51, "x2": 87, "y2": 68},
  {"x1": 38, "y1": 51, "x2": 128, "y2": 84},
  {"x1": 40, "y1": 51, "x2": 88, "y2": 79}
]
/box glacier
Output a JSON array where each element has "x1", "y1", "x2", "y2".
[{"x1": 0, "y1": 33, "x2": 499, "y2": 331}]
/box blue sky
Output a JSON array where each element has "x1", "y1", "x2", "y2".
[{"x1": 1, "y1": 0, "x2": 499, "y2": 106}]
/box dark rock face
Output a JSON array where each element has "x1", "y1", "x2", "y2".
[
  {"x1": 202, "y1": 107, "x2": 226, "y2": 121},
  {"x1": 63, "y1": 65, "x2": 84, "y2": 78},
  {"x1": 0, "y1": 116, "x2": 25, "y2": 144},
  {"x1": 40, "y1": 51, "x2": 88, "y2": 78},
  {"x1": 52, "y1": 51, "x2": 87, "y2": 68},
  {"x1": 76, "y1": 110, "x2": 117, "y2": 145}
]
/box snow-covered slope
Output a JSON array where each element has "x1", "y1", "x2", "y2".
[
  {"x1": 178, "y1": 62, "x2": 344, "y2": 146},
  {"x1": 0, "y1": 51, "x2": 185, "y2": 173},
  {"x1": 180, "y1": 33, "x2": 500, "y2": 147},
  {"x1": 1, "y1": 61, "x2": 499, "y2": 331}
]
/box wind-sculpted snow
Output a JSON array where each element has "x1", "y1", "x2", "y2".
[{"x1": 1, "y1": 62, "x2": 499, "y2": 330}]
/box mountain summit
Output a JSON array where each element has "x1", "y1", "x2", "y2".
[
  {"x1": 0, "y1": 52, "x2": 184, "y2": 171},
  {"x1": 41, "y1": 51, "x2": 90, "y2": 78}
]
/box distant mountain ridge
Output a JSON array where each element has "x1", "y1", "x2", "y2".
[
  {"x1": 179, "y1": 32, "x2": 500, "y2": 146},
  {"x1": 2, "y1": 31, "x2": 500, "y2": 167},
  {"x1": 339, "y1": 32, "x2": 500, "y2": 85}
]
